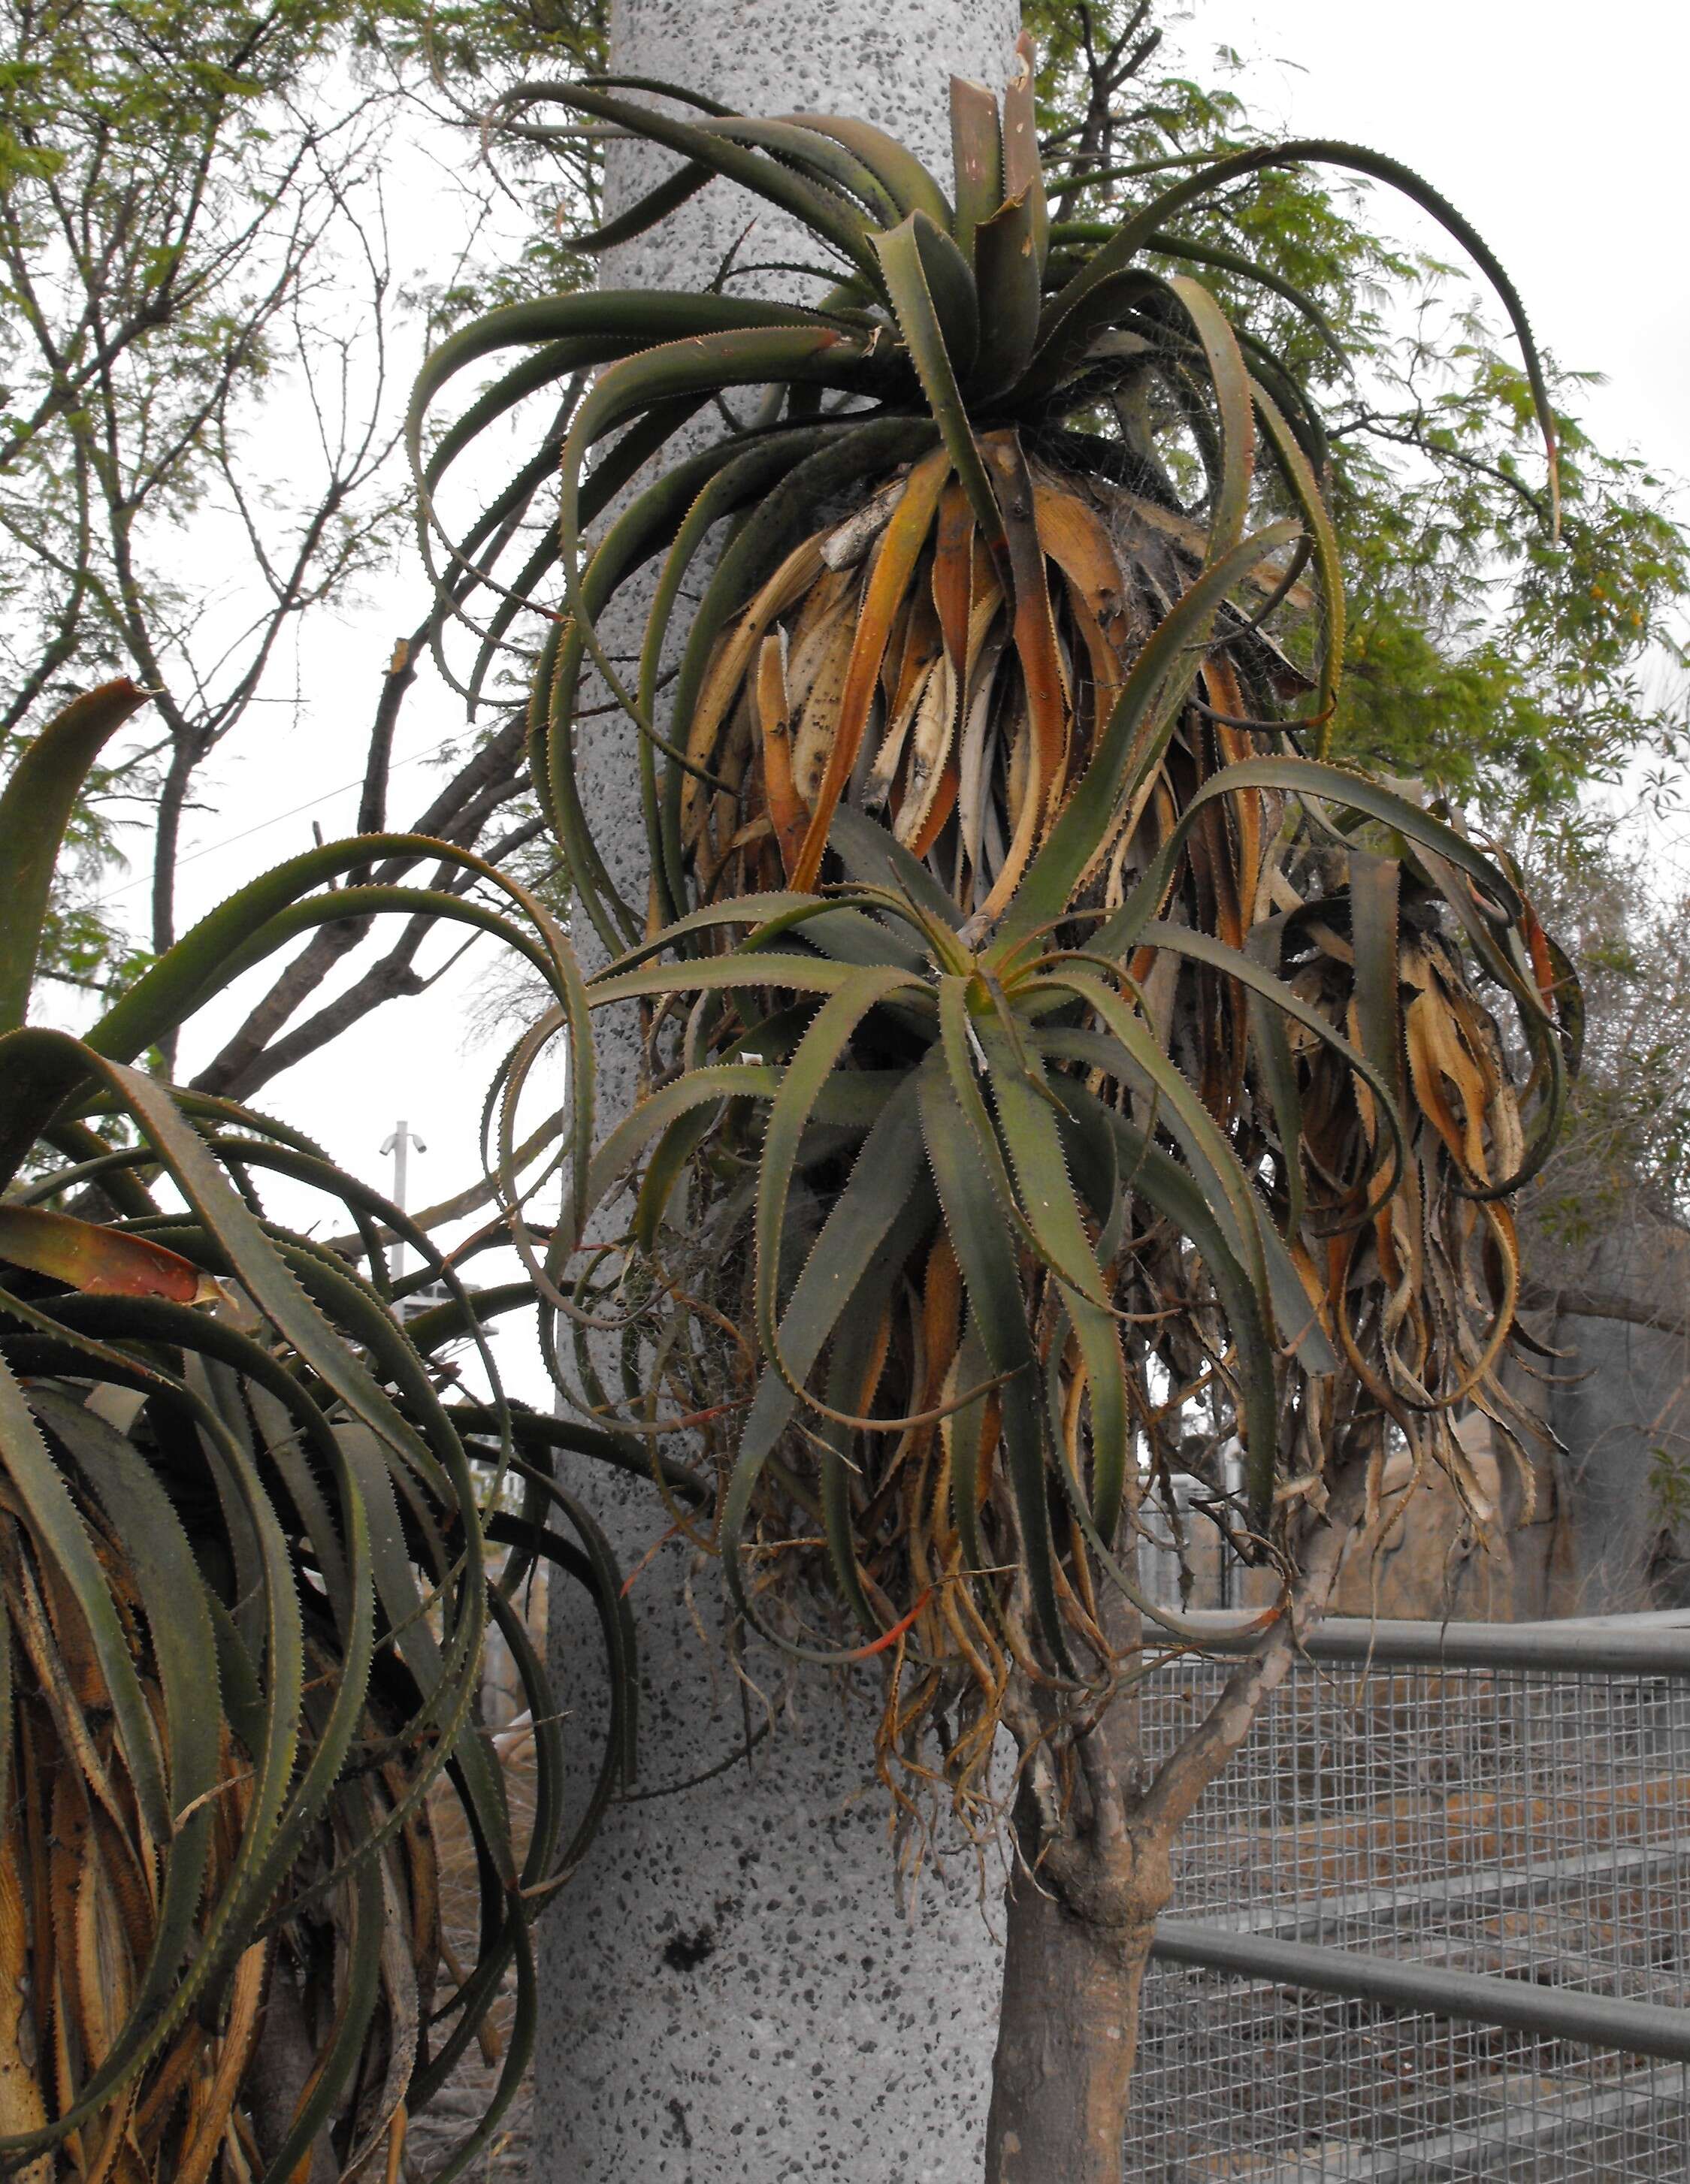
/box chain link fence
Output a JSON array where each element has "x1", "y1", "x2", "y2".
[{"x1": 1126, "y1": 1620, "x2": 1690, "y2": 2180}]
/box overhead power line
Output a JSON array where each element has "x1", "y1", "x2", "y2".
[{"x1": 95, "y1": 733, "x2": 462, "y2": 905}]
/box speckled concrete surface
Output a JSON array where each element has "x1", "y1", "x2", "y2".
[
  {"x1": 535, "y1": 7, "x2": 1020, "y2": 2178},
  {"x1": 539, "y1": 1623, "x2": 1011, "y2": 2181}
]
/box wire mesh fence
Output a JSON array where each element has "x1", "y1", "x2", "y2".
[{"x1": 1126, "y1": 1642, "x2": 1690, "y2": 2181}]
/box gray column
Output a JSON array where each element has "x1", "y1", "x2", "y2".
[
  {"x1": 536, "y1": 8, "x2": 1019, "y2": 2179},
  {"x1": 1549, "y1": 1231, "x2": 1690, "y2": 1612}
]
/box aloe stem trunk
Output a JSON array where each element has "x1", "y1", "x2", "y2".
[
  {"x1": 985, "y1": 1848, "x2": 1162, "y2": 2183},
  {"x1": 987, "y1": 1455, "x2": 1371, "y2": 2179}
]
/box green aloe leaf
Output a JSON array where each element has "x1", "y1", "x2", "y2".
[
  {"x1": 570, "y1": 71, "x2": 734, "y2": 116},
  {"x1": 587, "y1": 950, "x2": 863, "y2": 1012},
  {"x1": 556, "y1": 1062, "x2": 781, "y2": 1246},
  {"x1": 1036, "y1": 968, "x2": 1283, "y2": 1515},
  {"x1": 908, "y1": 207, "x2": 981, "y2": 380},
  {"x1": 918, "y1": 1053, "x2": 1074, "y2": 1672},
  {"x1": 631, "y1": 423, "x2": 860, "y2": 920},
  {"x1": 1250, "y1": 376, "x2": 1345, "y2": 745},
  {"x1": 1009, "y1": 264, "x2": 1162, "y2": 404},
  {"x1": 1147, "y1": 229, "x2": 1347, "y2": 364},
  {"x1": 564, "y1": 156, "x2": 715, "y2": 252},
  {"x1": 1045, "y1": 1018, "x2": 1335, "y2": 1383},
  {"x1": 783, "y1": 110, "x2": 952, "y2": 227},
  {"x1": 466, "y1": 389, "x2": 706, "y2": 718},
  {"x1": 948, "y1": 74, "x2": 1003, "y2": 267},
  {"x1": 555, "y1": 327, "x2": 874, "y2": 749},
  {"x1": 0, "y1": 678, "x2": 152, "y2": 1032},
  {"x1": 1057, "y1": 1067, "x2": 1285, "y2": 1526},
  {"x1": 1166, "y1": 273, "x2": 1256, "y2": 561},
  {"x1": 532, "y1": 81, "x2": 882, "y2": 277},
  {"x1": 872, "y1": 216, "x2": 999, "y2": 538},
  {"x1": 1244, "y1": 919, "x2": 1309, "y2": 1242},
  {"x1": 754, "y1": 968, "x2": 924, "y2": 1401},
  {"x1": 23, "y1": 1392, "x2": 222, "y2": 2067},
  {"x1": 0, "y1": 1297, "x2": 308, "y2": 2143},
  {"x1": 539, "y1": 426, "x2": 802, "y2": 946},
  {"x1": 1349, "y1": 851, "x2": 1406, "y2": 1116},
  {"x1": 419, "y1": 333, "x2": 618, "y2": 511},
  {"x1": 257, "y1": 1838, "x2": 386, "y2": 2184},
  {"x1": 976, "y1": 1020, "x2": 1132, "y2": 1543},
  {"x1": 700, "y1": 116, "x2": 903, "y2": 223},
  {"x1": 1096, "y1": 754, "x2": 1524, "y2": 960},
  {"x1": 968, "y1": 188, "x2": 1041, "y2": 400},
  {"x1": 409, "y1": 289, "x2": 839, "y2": 482},
  {"x1": 0, "y1": 1356, "x2": 171, "y2": 1839},
  {"x1": 1000, "y1": 31, "x2": 1048, "y2": 272},
  {"x1": 592, "y1": 890, "x2": 827, "y2": 970},
  {"x1": 828, "y1": 803, "x2": 967, "y2": 934},
  {"x1": 1039, "y1": 137, "x2": 1558, "y2": 524},
  {"x1": 719, "y1": 1080, "x2": 938, "y2": 1659},
  {"x1": 1051, "y1": 1018, "x2": 1333, "y2": 1376},
  {"x1": 1128, "y1": 918, "x2": 1404, "y2": 1219},
  {"x1": 83, "y1": 833, "x2": 573, "y2": 1068},
  {"x1": 934, "y1": 975, "x2": 1037, "y2": 1256},
  {"x1": 817, "y1": 1213, "x2": 934, "y2": 1641},
  {"x1": 997, "y1": 518, "x2": 1302, "y2": 948}
]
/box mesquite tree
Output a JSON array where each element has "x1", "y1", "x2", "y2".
[{"x1": 0, "y1": 0, "x2": 600, "y2": 1084}]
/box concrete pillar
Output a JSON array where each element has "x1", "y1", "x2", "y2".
[
  {"x1": 1549, "y1": 1230, "x2": 1690, "y2": 1612},
  {"x1": 535, "y1": 7, "x2": 1020, "y2": 2179}
]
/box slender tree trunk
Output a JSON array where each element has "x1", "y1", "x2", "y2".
[
  {"x1": 986, "y1": 1445, "x2": 1374, "y2": 2181},
  {"x1": 985, "y1": 1611, "x2": 1174, "y2": 2184},
  {"x1": 986, "y1": 1841, "x2": 1165, "y2": 2183}
]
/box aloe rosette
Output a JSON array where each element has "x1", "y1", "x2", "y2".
[
  {"x1": 0, "y1": 684, "x2": 662, "y2": 2180},
  {"x1": 413, "y1": 37, "x2": 1554, "y2": 946},
  {"x1": 421, "y1": 44, "x2": 1574, "y2": 1819},
  {"x1": 515, "y1": 713, "x2": 1568, "y2": 1818}
]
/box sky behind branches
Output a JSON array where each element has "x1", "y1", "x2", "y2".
[{"x1": 1196, "y1": 1, "x2": 1688, "y2": 494}]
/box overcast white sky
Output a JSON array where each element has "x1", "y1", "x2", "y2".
[
  {"x1": 94, "y1": 0, "x2": 1687, "y2": 1409},
  {"x1": 1194, "y1": 0, "x2": 1688, "y2": 488}
]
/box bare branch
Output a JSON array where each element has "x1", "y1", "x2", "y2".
[{"x1": 1522, "y1": 1277, "x2": 1690, "y2": 1346}]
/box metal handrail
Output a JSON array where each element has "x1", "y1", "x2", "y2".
[
  {"x1": 1181, "y1": 1608, "x2": 1690, "y2": 1676},
  {"x1": 1150, "y1": 1609, "x2": 1690, "y2": 2065},
  {"x1": 1151, "y1": 1918, "x2": 1690, "y2": 2065}
]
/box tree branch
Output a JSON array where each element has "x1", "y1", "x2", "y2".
[
  {"x1": 1522, "y1": 1277, "x2": 1690, "y2": 1346},
  {"x1": 1137, "y1": 1440, "x2": 1373, "y2": 1838}
]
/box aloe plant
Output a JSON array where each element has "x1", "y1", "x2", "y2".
[
  {"x1": 422, "y1": 37, "x2": 1577, "y2": 2180},
  {"x1": 0, "y1": 683, "x2": 659, "y2": 2180}
]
